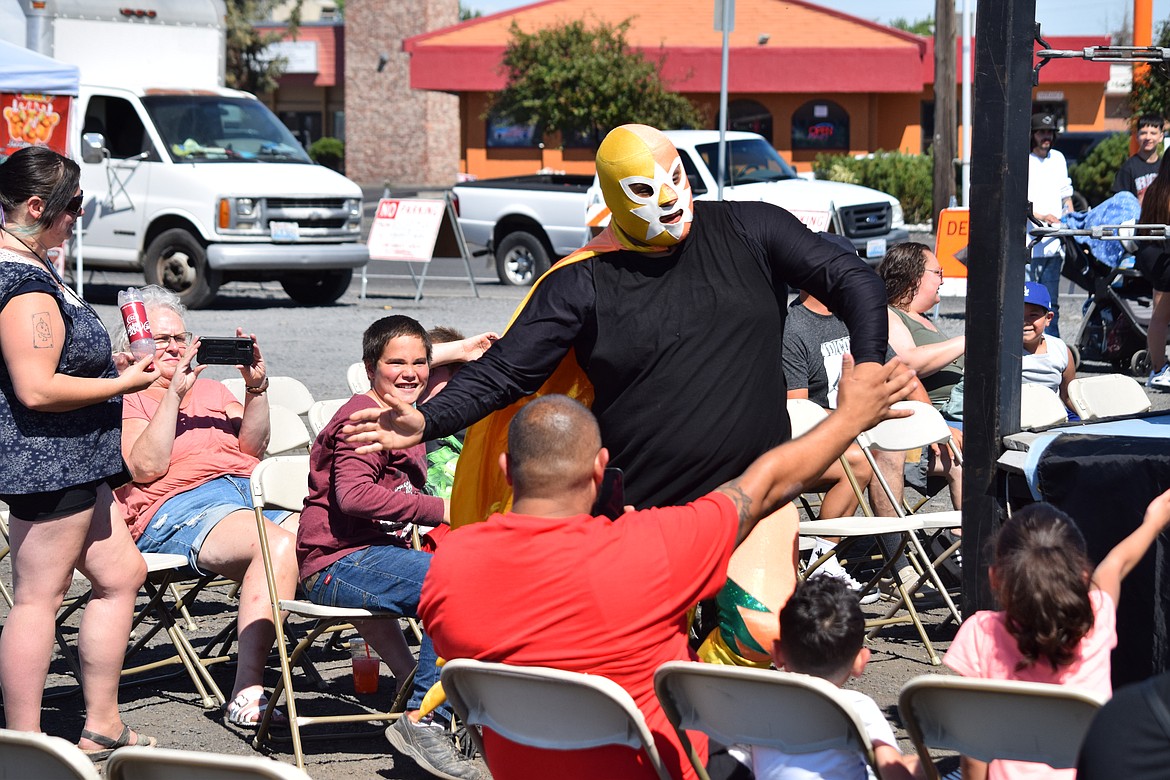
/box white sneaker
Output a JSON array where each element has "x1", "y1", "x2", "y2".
[
  {"x1": 1149, "y1": 365, "x2": 1170, "y2": 392},
  {"x1": 810, "y1": 567, "x2": 881, "y2": 605}
]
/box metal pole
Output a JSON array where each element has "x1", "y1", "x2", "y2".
[
  {"x1": 961, "y1": 0, "x2": 973, "y2": 206},
  {"x1": 716, "y1": 0, "x2": 734, "y2": 201},
  {"x1": 962, "y1": 0, "x2": 1035, "y2": 614}
]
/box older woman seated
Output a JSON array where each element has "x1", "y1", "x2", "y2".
[{"x1": 113, "y1": 285, "x2": 298, "y2": 728}]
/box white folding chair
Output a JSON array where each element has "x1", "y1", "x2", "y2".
[
  {"x1": 346, "y1": 361, "x2": 371, "y2": 394},
  {"x1": 307, "y1": 398, "x2": 348, "y2": 438},
  {"x1": 440, "y1": 658, "x2": 672, "y2": 780},
  {"x1": 0, "y1": 728, "x2": 100, "y2": 780},
  {"x1": 1020, "y1": 383, "x2": 1069, "y2": 430},
  {"x1": 858, "y1": 402, "x2": 964, "y2": 620},
  {"x1": 250, "y1": 456, "x2": 410, "y2": 771},
  {"x1": 654, "y1": 661, "x2": 877, "y2": 780},
  {"x1": 266, "y1": 404, "x2": 313, "y2": 456},
  {"x1": 898, "y1": 674, "x2": 1106, "y2": 780},
  {"x1": 223, "y1": 376, "x2": 316, "y2": 416},
  {"x1": 52, "y1": 553, "x2": 226, "y2": 708},
  {"x1": 786, "y1": 399, "x2": 872, "y2": 519},
  {"x1": 106, "y1": 745, "x2": 311, "y2": 779},
  {"x1": 1067, "y1": 373, "x2": 1151, "y2": 421}
]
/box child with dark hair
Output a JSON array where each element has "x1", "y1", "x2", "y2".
[
  {"x1": 945, "y1": 489, "x2": 1170, "y2": 780},
  {"x1": 751, "y1": 576, "x2": 919, "y2": 780}
]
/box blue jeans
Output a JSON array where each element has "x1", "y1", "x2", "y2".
[
  {"x1": 136, "y1": 475, "x2": 290, "y2": 575},
  {"x1": 1028, "y1": 253, "x2": 1062, "y2": 337},
  {"x1": 303, "y1": 544, "x2": 447, "y2": 720}
]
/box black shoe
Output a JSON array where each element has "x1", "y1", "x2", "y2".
[{"x1": 386, "y1": 716, "x2": 491, "y2": 780}]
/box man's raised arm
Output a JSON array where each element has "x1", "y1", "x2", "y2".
[{"x1": 718, "y1": 354, "x2": 916, "y2": 546}]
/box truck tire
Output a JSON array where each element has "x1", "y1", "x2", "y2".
[
  {"x1": 496, "y1": 231, "x2": 551, "y2": 287},
  {"x1": 144, "y1": 228, "x2": 220, "y2": 309},
  {"x1": 280, "y1": 269, "x2": 353, "y2": 305}
]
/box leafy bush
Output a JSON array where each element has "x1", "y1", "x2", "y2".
[
  {"x1": 1070, "y1": 132, "x2": 1128, "y2": 208},
  {"x1": 813, "y1": 150, "x2": 934, "y2": 225},
  {"x1": 309, "y1": 137, "x2": 344, "y2": 171}
]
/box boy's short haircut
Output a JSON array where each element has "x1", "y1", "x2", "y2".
[
  {"x1": 362, "y1": 315, "x2": 432, "y2": 374},
  {"x1": 1138, "y1": 113, "x2": 1165, "y2": 131},
  {"x1": 428, "y1": 325, "x2": 465, "y2": 345},
  {"x1": 779, "y1": 576, "x2": 865, "y2": 679}
]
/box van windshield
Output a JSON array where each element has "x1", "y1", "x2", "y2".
[
  {"x1": 694, "y1": 138, "x2": 798, "y2": 186},
  {"x1": 141, "y1": 95, "x2": 311, "y2": 163}
]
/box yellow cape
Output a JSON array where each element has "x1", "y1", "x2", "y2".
[{"x1": 448, "y1": 227, "x2": 637, "y2": 528}]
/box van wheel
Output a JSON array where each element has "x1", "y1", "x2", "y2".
[
  {"x1": 496, "y1": 232, "x2": 550, "y2": 287},
  {"x1": 144, "y1": 229, "x2": 220, "y2": 309},
  {"x1": 280, "y1": 270, "x2": 353, "y2": 305}
]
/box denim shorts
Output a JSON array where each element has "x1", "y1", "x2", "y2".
[{"x1": 136, "y1": 475, "x2": 290, "y2": 575}]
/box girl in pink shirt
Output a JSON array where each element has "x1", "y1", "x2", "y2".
[{"x1": 945, "y1": 489, "x2": 1170, "y2": 780}]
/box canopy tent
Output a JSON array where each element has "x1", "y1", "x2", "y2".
[{"x1": 0, "y1": 39, "x2": 78, "y2": 95}]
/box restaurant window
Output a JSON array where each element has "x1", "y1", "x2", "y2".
[{"x1": 791, "y1": 100, "x2": 849, "y2": 151}]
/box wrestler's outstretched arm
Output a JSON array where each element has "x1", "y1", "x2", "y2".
[{"x1": 717, "y1": 355, "x2": 916, "y2": 546}]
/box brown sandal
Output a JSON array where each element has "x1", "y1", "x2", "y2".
[{"x1": 79, "y1": 724, "x2": 157, "y2": 761}]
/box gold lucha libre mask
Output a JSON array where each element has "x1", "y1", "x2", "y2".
[{"x1": 596, "y1": 124, "x2": 694, "y2": 249}]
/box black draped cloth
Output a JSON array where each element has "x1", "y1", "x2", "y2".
[{"x1": 1037, "y1": 434, "x2": 1170, "y2": 688}]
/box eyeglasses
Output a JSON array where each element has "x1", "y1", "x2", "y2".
[
  {"x1": 153, "y1": 331, "x2": 192, "y2": 348},
  {"x1": 66, "y1": 192, "x2": 84, "y2": 216},
  {"x1": 925, "y1": 268, "x2": 944, "y2": 280}
]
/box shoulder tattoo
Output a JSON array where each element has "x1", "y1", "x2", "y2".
[{"x1": 32, "y1": 311, "x2": 53, "y2": 349}]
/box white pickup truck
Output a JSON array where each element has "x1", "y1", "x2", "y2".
[{"x1": 455, "y1": 129, "x2": 908, "y2": 286}]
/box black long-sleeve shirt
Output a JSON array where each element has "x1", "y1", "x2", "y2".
[{"x1": 424, "y1": 200, "x2": 888, "y2": 508}]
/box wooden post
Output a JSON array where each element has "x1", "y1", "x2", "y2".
[
  {"x1": 933, "y1": 0, "x2": 957, "y2": 226},
  {"x1": 961, "y1": 0, "x2": 1036, "y2": 613}
]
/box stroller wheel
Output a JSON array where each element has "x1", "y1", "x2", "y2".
[
  {"x1": 1131, "y1": 349, "x2": 1152, "y2": 378},
  {"x1": 1068, "y1": 344, "x2": 1081, "y2": 370}
]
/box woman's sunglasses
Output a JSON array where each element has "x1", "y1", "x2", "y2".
[{"x1": 66, "y1": 192, "x2": 84, "y2": 216}]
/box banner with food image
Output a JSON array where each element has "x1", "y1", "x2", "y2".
[{"x1": 2, "y1": 92, "x2": 70, "y2": 157}]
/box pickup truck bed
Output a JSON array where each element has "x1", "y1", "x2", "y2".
[{"x1": 454, "y1": 174, "x2": 593, "y2": 285}]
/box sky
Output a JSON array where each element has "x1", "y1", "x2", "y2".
[{"x1": 464, "y1": 0, "x2": 1170, "y2": 37}]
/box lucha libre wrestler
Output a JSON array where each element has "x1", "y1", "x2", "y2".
[{"x1": 346, "y1": 123, "x2": 892, "y2": 662}]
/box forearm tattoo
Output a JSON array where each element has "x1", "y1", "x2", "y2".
[
  {"x1": 721, "y1": 481, "x2": 754, "y2": 524},
  {"x1": 32, "y1": 311, "x2": 53, "y2": 348}
]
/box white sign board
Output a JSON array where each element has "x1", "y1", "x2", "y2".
[
  {"x1": 367, "y1": 199, "x2": 446, "y2": 262},
  {"x1": 788, "y1": 210, "x2": 833, "y2": 233}
]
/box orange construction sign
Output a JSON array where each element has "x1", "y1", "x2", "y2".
[{"x1": 934, "y1": 207, "x2": 969, "y2": 278}]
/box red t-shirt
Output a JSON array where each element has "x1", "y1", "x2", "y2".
[{"x1": 420, "y1": 493, "x2": 738, "y2": 780}]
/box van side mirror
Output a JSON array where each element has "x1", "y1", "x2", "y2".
[{"x1": 81, "y1": 132, "x2": 108, "y2": 164}]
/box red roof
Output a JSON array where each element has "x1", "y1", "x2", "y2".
[
  {"x1": 404, "y1": 0, "x2": 927, "y2": 93},
  {"x1": 924, "y1": 35, "x2": 1111, "y2": 85}
]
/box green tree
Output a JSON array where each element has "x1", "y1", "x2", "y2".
[
  {"x1": 490, "y1": 18, "x2": 703, "y2": 147},
  {"x1": 224, "y1": 0, "x2": 302, "y2": 95},
  {"x1": 459, "y1": 2, "x2": 481, "y2": 21},
  {"x1": 1129, "y1": 18, "x2": 1170, "y2": 120},
  {"x1": 889, "y1": 15, "x2": 934, "y2": 35},
  {"x1": 1070, "y1": 132, "x2": 1129, "y2": 207}
]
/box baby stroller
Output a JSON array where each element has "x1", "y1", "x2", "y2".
[{"x1": 1039, "y1": 192, "x2": 1160, "y2": 375}]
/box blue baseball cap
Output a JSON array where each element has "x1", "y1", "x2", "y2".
[{"x1": 1023, "y1": 281, "x2": 1052, "y2": 310}]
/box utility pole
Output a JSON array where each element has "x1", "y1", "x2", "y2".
[{"x1": 933, "y1": 0, "x2": 957, "y2": 226}]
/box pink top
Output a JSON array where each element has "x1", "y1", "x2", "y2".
[
  {"x1": 944, "y1": 589, "x2": 1117, "y2": 780},
  {"x1": 116, "y1": 379, "x2": 259, "y2": 540}
]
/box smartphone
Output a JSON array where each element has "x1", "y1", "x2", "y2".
[
  {"x1": 196, "y1": 336, "x2": 255, "y2": 366},
  {"x1": 592, "y1": 467, "x2": 625, "y2": 521}
]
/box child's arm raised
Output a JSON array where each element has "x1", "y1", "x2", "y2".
[{"x1": 1093, "y1": 487, "x2": 1170, "y2": 604}]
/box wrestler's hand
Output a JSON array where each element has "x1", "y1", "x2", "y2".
[
  {"x1": 342, "y1": 392, "x2": 425, "y2": 453},
  {"x1": 836, "y1": 355, "x2": 916, "y2": 431}
]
